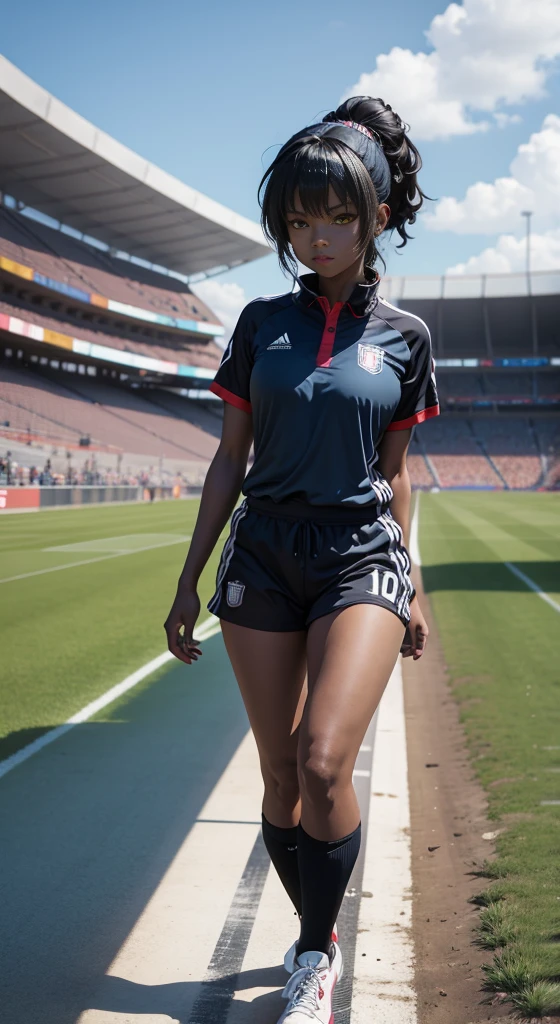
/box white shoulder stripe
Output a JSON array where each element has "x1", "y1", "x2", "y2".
[{"x1": 376, "y1": 297, "x2": 432, "y2": 343}]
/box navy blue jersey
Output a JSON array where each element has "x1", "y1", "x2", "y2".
[{"x1": 209, "y1": 265, "x2": 440, "y2": 510}]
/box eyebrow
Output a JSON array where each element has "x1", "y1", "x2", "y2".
[{"x1": 287, "y1": 202, "x2": 353, "y2": 216}]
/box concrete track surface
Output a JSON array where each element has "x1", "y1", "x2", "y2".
[{"x1": 0, "y1": 633, "x2": 416, "y2": 1024}]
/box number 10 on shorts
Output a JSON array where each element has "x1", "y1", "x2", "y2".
[{"x1": 366, "y1": 569, "x2": 398, "y2": 603}]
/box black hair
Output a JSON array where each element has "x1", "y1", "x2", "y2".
[{"x1": 258, "y1": 95, "x2": 431, "y2": 281}]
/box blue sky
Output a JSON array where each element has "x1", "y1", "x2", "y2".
[{"x1": 2, "y1": 0, "x2": 560, "y2": 333}]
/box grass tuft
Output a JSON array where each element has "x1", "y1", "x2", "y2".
[
  {"x1": 476, "y1": 903, "x2": 518, "y2": 949},
  {"x1": 477, "y1": 857, "x2": 512, "y2": 879},
  {"x1": 469, "y1": 883, "x2": 507, "y2": 906},
  {"x1": 510, "y1": 980, "x2": 560, "y2": 1018},
  {"x1": 481, "y1": 949, "x2": 542, "y2": 993}
]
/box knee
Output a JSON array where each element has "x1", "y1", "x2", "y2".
[
  {"x1": 298, "y1": 745, "x2": 347, "y2": 808},
  {"x1": 261, "y1": 755, "x2": 300, "y2": 808}
]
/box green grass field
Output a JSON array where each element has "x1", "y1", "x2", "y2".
[
  {"x1": 0, "y1": 491, "x2": 558, "y2": 1017},
  {"x1": 0, "y1": 499, "x2": 225, "y2": 762},
  {"x1": 419, "y1": 490, "x2": 560, "y2": 1019}
]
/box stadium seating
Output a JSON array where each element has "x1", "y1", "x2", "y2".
[
  {"x1": 418, "y1": 416, "x2": 500, "y2": 490},
  {"x1": 2, "y1": 352, "x2": 557, "y2": 492},
  {"x1": 1, "y1": 202, "x2": 557, "y2": 495},
  {"x1": 436, "y1": 372, "x2": 560, "y2": 403},
  {"x1": 437, "y1": 373, "x2": 485, "y2": 398},
  {"x1": 405, "y1": 453, "x2": 436, "y2": 488},
  {"x1": 0, "y1": 207, "x2": 218, "y2": 327},
  {"x1": 0, "y1": 364, "x2": 219, "y2": 462},
  {"x1": 537, "y1": 417, "x2": 560, "y2": 456},
  {"x1": 472, "y1": 416, "x2": 542, "y2": 486},
  {"x1": 538, "y1": 373, "x2": 560, "y2": 396},
  {"x1": 417, "y1": 415, "x2": 547, "y2": 489},
  {"x1": 146, "y1": 388, "x2": 223, "y2": 439},
  {"x1": 0, "y1": 298, "x2": 222, "y2": 372}
]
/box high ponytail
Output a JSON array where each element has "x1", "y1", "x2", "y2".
[
  {"x1": 322, "y1": 95, "x2": 430, "y2": 248},
  {"x1": 258, "y1": 94, "x2": 429, "y2": 281}
]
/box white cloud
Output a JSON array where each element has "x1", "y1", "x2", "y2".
[
  {"x1": 189, "y1": 279, "x2": 249, "y2": 346},
  {"x1": 425, "y1": 114, "x2": 560, "y2": 233},
  {"x1": 493, "y1": 113, "x2": 522, "y2": 129},
  {"x1": 341, "y1": 0, "x2": 560, "y2": 140},
  {"x1": 347, "y1": 48, "x2": 482, "y2": 141},
  {"x1": 446, "y1": 227, "x2": 560, "y2": 274}
]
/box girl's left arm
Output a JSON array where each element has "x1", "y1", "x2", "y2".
[
  {"x1": 378, "y1": 427, "x2": 431, "y2": 659},
  {"x1": 377, "y1": 427, "x2": 413, "y2": 550}
]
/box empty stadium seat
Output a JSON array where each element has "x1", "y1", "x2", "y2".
[
  {"x1": 0, "y1": 364, "x2": 219, "y2": 461},
  {"x1": 0, "y1": 207, "x2": 220, "y2": 329}
]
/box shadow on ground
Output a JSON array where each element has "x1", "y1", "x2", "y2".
[
  {"x1": 0, "y1": 634, "x2": 251, "y2": 1024},
  {"x1": 84, "y1": 965, "x2": 288, "y2": 1023},
  {"x1": 422, "y1": 560, "x2": 559, "y2": 594}
]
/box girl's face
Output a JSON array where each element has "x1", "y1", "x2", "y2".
[{"x1": 285, "y1": 183, "x2": 389, "y2": 277}]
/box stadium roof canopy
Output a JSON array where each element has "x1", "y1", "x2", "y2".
[
  {"x1": 0, "y1": 56, "x2": 271, "y2": 277},
  {"x1": 383, "y1": 268, "x2": 560, "y2": 301}
]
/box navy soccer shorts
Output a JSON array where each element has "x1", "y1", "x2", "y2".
[{"x1": 207, "y1": 496, "x2": 415, "y2": 631}]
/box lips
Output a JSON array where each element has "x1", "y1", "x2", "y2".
[{"x1": 313, "y1": 256, "x2": 333, "y2": 262}]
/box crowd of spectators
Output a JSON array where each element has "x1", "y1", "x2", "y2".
[
  {"x1": 0, "y1": 451, "x2": 185, "y2": 489},
  {"x1": 2, "y1": 435, "x2": 558, "y2": 493}
]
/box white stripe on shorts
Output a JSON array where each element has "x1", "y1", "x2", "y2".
[
  {"x1": 207, "y1": 499, "x2": 249, "y2": 614},
  {"x1": 378, "y1": 511, "x2": 413, "y2": 621}
]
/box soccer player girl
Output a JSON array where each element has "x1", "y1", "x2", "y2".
[{"x1": 164, "y1": 94, "x2": 440, "y2": 1023}]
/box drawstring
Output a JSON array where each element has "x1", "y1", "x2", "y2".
[{"x1": 293, "y1": 521, "x2": 319, "y2": 566}]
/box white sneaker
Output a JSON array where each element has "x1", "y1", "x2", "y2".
[
  {"x1": 277, "y1": 948, "x2": 340, "y2": 1023},
  {"x1": 283, "y1": 923, "x2": 339, "y2": 974}
]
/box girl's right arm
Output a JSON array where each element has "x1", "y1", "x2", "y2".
[{"x1": 163, "y1": 402, "x2": 254, "y2": 664}]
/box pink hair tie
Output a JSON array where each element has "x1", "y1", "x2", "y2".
[{"x1": 334, "y1": 120, "x2": 382, "y2": 146}]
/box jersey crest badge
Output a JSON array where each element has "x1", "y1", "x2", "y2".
[
  {"x1": 226, "y1": 580, "x2": 245, "y2": 607},
  {"x1": 358, "y1": 343, "x2": 384, "y2": 375}
]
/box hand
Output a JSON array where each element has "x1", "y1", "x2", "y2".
[
  {"x1": 400, "y1": 596, "x2": 429, "y2": 660},
  {"x1": 163, "y1": 584, "x2": 203, "y2": 665}
]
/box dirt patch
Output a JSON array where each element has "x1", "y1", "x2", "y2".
[{"x1": 402, "y1": 566, "x2": 512, "y2": 1024}]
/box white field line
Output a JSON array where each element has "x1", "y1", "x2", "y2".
[
  {"x1": 352, "y1": 657, "x2": 417, "y2": 1022},
  {"x1": 0, "y1": 534, "x2": 192, "y2": 584},
  {"x1": 409, "y1": 489, "x2": 422, "y2": 566},
  {"x1": 0, "y1": 614, "x2": 221, "y2": 781},
  {"x1": 410, "y1": 496, "x2": 559, "y2": 614},
  {"x1": 504, "y1": 561, "x2": 560, "y2": 615}
]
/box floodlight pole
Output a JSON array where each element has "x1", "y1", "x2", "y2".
[
  {"x1": 521, "y1": 210, "x2": 532, "y2": 287},
  {"x1": 521, "y1": 210, "x2": 538, "y2": 355}
]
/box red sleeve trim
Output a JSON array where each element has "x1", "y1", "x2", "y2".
[
  {"x1": 209, "y1": 381, "x2": 252, "y2": 414},
  {"x1": 385, "y1": 403, "x2": 440, "y2": 431}
]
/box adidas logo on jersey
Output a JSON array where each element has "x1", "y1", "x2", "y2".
[{"x1": 267, "y1": 333, "x2": 292, "y2": 350}]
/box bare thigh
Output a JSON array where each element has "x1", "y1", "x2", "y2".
[
  {"x1": 220, "y1": 621, "x2": 308, "y2": 827},
  {"x1": 298, "y1": 604, "x2": 406, "y2": 840}
]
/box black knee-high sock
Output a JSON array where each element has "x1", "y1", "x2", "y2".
[
  {"x1": 296, "y1": 821, "x2": 362, "y2": 957},
  {"x1": 261, "y1": 812, "x2": 302, "y2": 916}
]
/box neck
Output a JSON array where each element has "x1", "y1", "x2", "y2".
[{"x1": 314, "y1": 257, "x2": 369, "y2": 307}]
